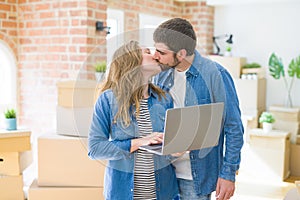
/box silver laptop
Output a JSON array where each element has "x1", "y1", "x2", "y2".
[{"x1": 139, "y1": 102, "x2": 224, "y2": 155}]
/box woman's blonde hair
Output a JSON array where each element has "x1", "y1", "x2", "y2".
[{"x1": 99, "y1": 40, "x2": 165, "y2": 126}]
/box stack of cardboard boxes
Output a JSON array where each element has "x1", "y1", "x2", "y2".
[
  {"x1": 269, "y1": 106, "x2": 300, "y2": 177},
  {"x1": 209, "y1": 55, "x2": 266, "y2": 131},
  {"x1": 28, "y1": 80, "x2": 105, "y2": 200},
  {"x1": 0, "y1": 129, "x2": 32, "y2": 200}
]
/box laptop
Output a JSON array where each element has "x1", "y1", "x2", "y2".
[{"x1": 139, "y1": 102, "x2": 224, "y2": 155}]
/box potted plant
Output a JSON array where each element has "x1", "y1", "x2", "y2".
[
  {"x1": 259, "y1": 112, "x2": 275, "y2": 133},
  {"x1": 94, "y1": 61, "x2": 106, "y2": 82},
  {"x1": 268, "y1": 53, "x2": 300, "y2": 108},
  {"x1": 241, "y1": 62, "x2": 263, "y2": 79},
  {"x1": 224, "y1": 46, "x2": 232, "y2": 57},
  {"x1": 4, "y1": 108, "x2": 17, "y2": 130}
]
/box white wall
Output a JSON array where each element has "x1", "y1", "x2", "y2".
[{"x1": 213, "y1": 1, "x2": 300, "y2": 108}]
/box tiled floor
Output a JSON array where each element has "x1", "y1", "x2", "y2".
[
  {"x1": 226, "y1": 143, "x2": 299, "y2": 200},
  {"x1": 23, "y1": 143, "x2": 299, "y2": 200},
  {"x1": 231, "y1": 169, "x2": 296, "y2": 200}
]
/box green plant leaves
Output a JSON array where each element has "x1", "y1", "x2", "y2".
[
  {"x1": 268, "y1": 53, "x2": 285, "y2": 79},
  {"x1": 94, "y1": 61, "x2": 106, "y2": 73},
  {"x1": 259, "y1": 112, "x2": 275, "y2": 123},
  {"x1": 288, "y1": 55, "x2": 300, "y2": 78},
  {"x1": 242, "y1": 62, "x2": 261, "y2": 69},
  {"x1": 4, "y1": 109, "x2": 16, "y2": 119}
]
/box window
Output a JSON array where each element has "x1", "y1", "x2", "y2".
[
  {"x1": 0, "y1": 41, "x2": 17, "y2": 127},
  {"x1": 139, "y1": 14, "x2": 169, "y2": 52},
  {"x1": 106, "y1": 9, "x2": 124, "y2": 64}
]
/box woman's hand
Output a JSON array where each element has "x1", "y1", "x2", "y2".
[{"x1": 130, "y1": 132, "x2": 163, "y2": 153}]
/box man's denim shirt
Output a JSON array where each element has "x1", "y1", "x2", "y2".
[
  {"x1": 154, "y1": 51, "x2": 244, "y2": 196},
  {"x1": 88, "y1": 88, "x2": 178, "y2": 200}
]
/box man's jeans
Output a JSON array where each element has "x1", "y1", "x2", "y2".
[{"x1": 177, "y1": 178, "x2": 211, "y2": 200}]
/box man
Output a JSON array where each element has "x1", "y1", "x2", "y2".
[{"x1": 152, "y1": 18, "x2": 244, "y2": 200}]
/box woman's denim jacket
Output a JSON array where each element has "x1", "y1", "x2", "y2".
[
  {"x1": 154, "y1": 50, "x2": 244, "y2": 196},
  {"x1": 88, "y1": 88, "x2": 178, "y2": 200}
]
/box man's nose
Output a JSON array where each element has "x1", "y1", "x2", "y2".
[{"x1": 152, "y1": 51, "x2": 159, "y2": 60}]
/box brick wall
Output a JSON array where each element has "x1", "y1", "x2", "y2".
[
  {"x1": 0, "y1": 0, "x2": 214, "y2": 138},
  {"x1": 108, "y1": 0, "x2": 214, "y2": 54},
  {"x1": 108, "y1": 0, "x2": 182, "y2": 41},
  {"x1": 182, "y1": 1, "x2": 214, "y2": 55},
  {"x1": 0, "y1": 0, "x2": 18, "y2": 56},
  {"x1": 17, "y1": 0, "x2": 107, "y2": 138}
]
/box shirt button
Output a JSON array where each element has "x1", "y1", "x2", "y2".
[
  {"x1": 168, "y1": 83, "x2": 172, "y2": 87},
  {"x1": 131, "y1": 189, "x2": 133, "y2": 192}
]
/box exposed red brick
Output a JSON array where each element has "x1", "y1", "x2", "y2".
[
  {"x1": 0, "y1": 3, "x2": 11, "y2": 11},
  {"x1": 35, "y1": 3, "x2": 51, "y2": 11},
  {"x1": 0, "y1": 0, "x2": 214, "y2": 140},
  {"x1": 40, "y1": 11, "x2": 55, "y2": 19},
  {"x1": 8, "y1": 0, "x2": 17, "y2": 3},
  {"x1": 0, "y1": 12, "x2": 6, "y2": 18},
  {"x1": 62, "y1": 1, "x2": 78, "y2": 8}
]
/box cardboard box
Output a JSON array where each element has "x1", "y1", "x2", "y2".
[
  {"x1": 296, "y1": 181, "x2": 300, "y2": 195},
  {"x1": 28, "y1": 180, "x2": 104, "y2": 200},
  {"x1": 0, "y1": 150, "x2": 32, "y2": 175},
  {"x1": 273, "y1": 120, "x2": 299, "y2": 143},
  {"x1": 234, "y1": 78, "x2": 266, "y2": 111},
  {"x1": 56, "y1": 106, "x2": 93, "y2": 137},
  {"x1": 241, "y1": 109, "x2": 264, "y2": 143},
  {"x1": 38, "y1": 134, "x2": 105, "y2": 187},
  {"x1": 249, "y1": 129, "x2": 290, "y2": 181},
  {"x1": 284, "y1": 188, "x2": 300, "y2": 200},
  {"x1": 0, "y1": 175, "x2": 24, "y2": 200},
  {"x1": 241, "y1": 67, "x2": 265, "y2": 78},
  {"x1": 290, "y1": 144, "x2": 300, "y2": 176},
  {"x1": 0, "y1": 129, "x2": 31, "y2": 152},
  {"x1": 241, "y1": 108, "x2": 263, "y2": 129},
  {"x1": 269, "y1": 105, "x2": 300, "y2": 122},
  {"x1": 57, "y1": 80, "x2": 98, "y2": 108},
  {"x1": 209, "y1": 55, "x2": 246, "y2": 78}
]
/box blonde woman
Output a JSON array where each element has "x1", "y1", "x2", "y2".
[{"x1": 88, "y1": 41, "x2": 178, "y2": 200}]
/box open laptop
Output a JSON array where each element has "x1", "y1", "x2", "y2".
[{"x1": 139, "y1": 102, "x2": 224, "y2": 155}]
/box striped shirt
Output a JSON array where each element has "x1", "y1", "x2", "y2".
[{"x1": 133, "y1": 99, "x2": 157, "y2": 200}]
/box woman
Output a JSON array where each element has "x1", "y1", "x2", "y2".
[{"x1": 88, "y1": 40, "x2": 178, "y2": 200}]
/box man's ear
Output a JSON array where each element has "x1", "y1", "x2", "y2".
[{"x1": 176, "y1": 49, "x2": 187, "y2": 61}]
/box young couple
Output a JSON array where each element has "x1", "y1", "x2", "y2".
[{"x1": 88, "y1": 18, "x2": 244, "y2": 200}]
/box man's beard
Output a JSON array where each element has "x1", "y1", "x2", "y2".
[{"x1": 158, "y1": 56, "x2": 180, "y2": 71}]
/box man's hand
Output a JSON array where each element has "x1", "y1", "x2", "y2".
[
  {"x1": 171, "y1": 151, "x2": 189, "y2": 157},
  {"x1": 215, "y1": 178, "x2": 235, "y2": 200}
]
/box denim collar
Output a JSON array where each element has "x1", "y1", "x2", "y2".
[{"x1": 186, "y1": 50, "x2": 202, "y2": 77}]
